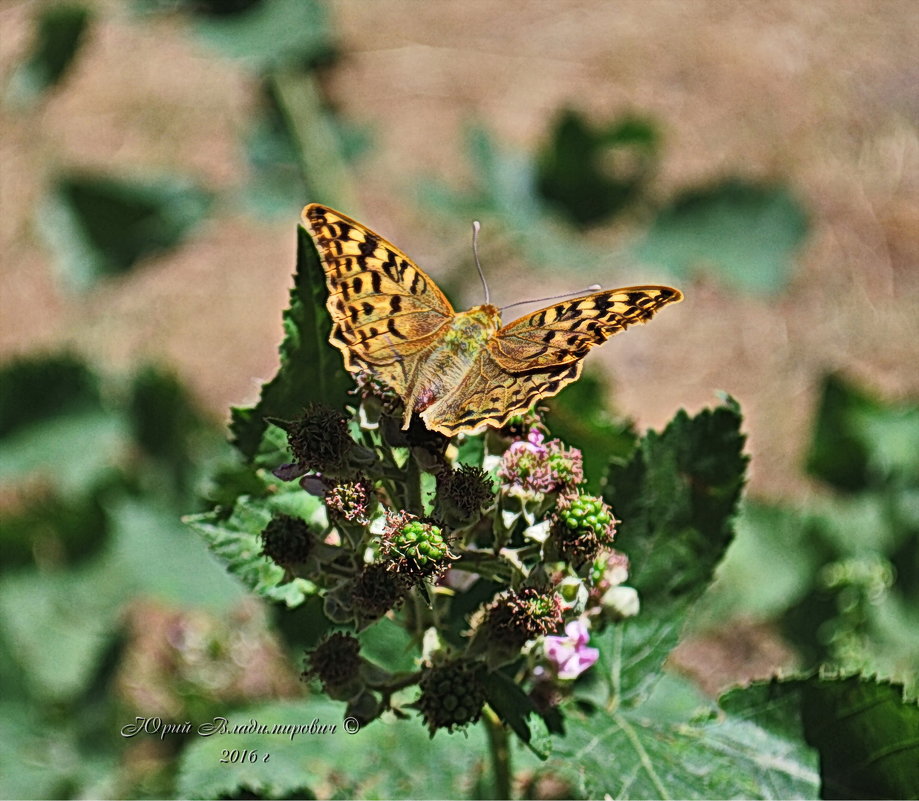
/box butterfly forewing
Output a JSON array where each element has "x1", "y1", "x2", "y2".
[
  {"x1": 302, "y1": 204, "x2": 455, "y2": 385},
  {"x1": 490, "y1": 286, "x2": 683, "y2": 371}
]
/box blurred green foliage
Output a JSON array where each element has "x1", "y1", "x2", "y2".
[
  {"x1": 424, "y1": 124, "x2": 808, "y2": 296},
  {"x1": 536, "y1": 109, "x2": 659, "y2": 227},
  {"x1": 635, "y1": 179, "x2": 809, "y2": 294},
  {"x1": 40, "y1": 173, "x2": 212, "y2": 291},
  {"x1": 6, "y1": 3, "x2": 92, "y2": 104},
  {"x1": 0, "y1": 354, "x2": 249, "y2": 798},
  {"x1": 700, "y1": 373, "x2": 919, "y2": 697}
]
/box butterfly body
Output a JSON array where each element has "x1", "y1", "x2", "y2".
[
  {"x1": 302, "y1": 204, "x2": 683, "y2": 436},
  {"x1": 401, "y1": 305, "x2": 500, "y2": 420}
]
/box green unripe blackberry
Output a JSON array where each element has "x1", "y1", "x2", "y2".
[
  {"x1": 553, "y1": 494, "x2": 617, "y2": 566},
  {"x1": 381, "y1": 512, "x2": 453, "y2": 582},
  {"x1": 416, "y1": 659, "x2": 486, "y2": 735}
]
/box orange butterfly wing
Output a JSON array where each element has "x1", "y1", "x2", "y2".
[
  {"x1": 421, "y1": 287, "x2": 682, "y2": 435},
  {"x1": 490, "y1": 286, "x2": 683, "y2": 370},
  {"x1": 302, "y1": 204, "x2": 455, "y2": 396}
]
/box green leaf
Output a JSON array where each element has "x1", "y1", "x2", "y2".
[
  {"x1": 240, "y1": 89, "x2": 311, "y2": 220},
  {"x1": 0, "y1": 489, "x2": 110, "y2": 571},
  {"x1": 0, "y1": 495, "x2": 243, "y2": 702},
  {"x1": 0, "y1": 699, "x2": 117, "y2": 800},
  {"x1": 184, "y1": 486, "x2": 323, "y2": 608},
  {"x1": 551, "y1": 677, "x2": 820, "y2": 799},
  {"x1": 807, "y1": 372, "x2": 919, "y2": 492},
  {"x1": 798, "y1": 674, "x2": 919, "y2": 799},
  {"x1": 177, "y1": 698, "x2": 492, "y2": 799},
  {"x1": 0, "y1": 356, "x2": 124, "y2": 560},
  {"x1": 40, "y1": 172, "x2": 212, "y2": 291},
  {"x1": 229, "y1": 225, "x2": 352, "y2": 459},
  {"x1": 6, "y1": 4, "x2": 92, "y2": 104},
  {"x1": 0, "y1": 406, "x2": 126, "y2": 498},
  {"x1": 127, "y1": 364, "x2": 216, "y2": 503},
  {"x1": 191, "y1": 0, "x2": 333, "y2": 70},
  {"x1": 602, "y1": 398, "x2": 748, "y2": 704},
  {"x1": 266, "y1": 69, "x2": 363, "y2": 213},
  {"x1": 536, "y1": 109, "x2": 659, "y2": 227},
  {"x1": 635, "y1": 179, "x2": 809, "y2": 294},
  {"x1": 483, "y1": 670, "x2": 552, "y2": 759},
  {"x1": 357, "y1": 617, "x2": 417, "y2": 673},
  {"x1": 543, "y1": 370, "x2": 637, "y2": 492}
]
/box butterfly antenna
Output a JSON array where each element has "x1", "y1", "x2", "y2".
[
  {"x1": 472, "y1": 220, "x2": 491, "y2": 305},
  {"x1": 500, "y1": 284, "x2": 603, "y2": 313}
]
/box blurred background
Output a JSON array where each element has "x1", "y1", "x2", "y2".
[{"x1": 1, "y1": 0, "x2": 917, "y2": 797}]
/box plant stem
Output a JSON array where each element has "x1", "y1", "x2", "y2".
[
  {"x1": 482, "y1": 706, "x2": 512, "y2": 800},
  {"x1": 269, "y1": 69, "x2": 360, "y2": 213},
  {"x1": 405, "y1": 456, "x2": 423, "y2": 516}
]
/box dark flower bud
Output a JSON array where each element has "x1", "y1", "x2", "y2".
[
  {"x1": 269, "y1": 403, "x2": 373, "y2": 480},
  {"x1": 351, "y1": 563, "x2": 407, "y2": 625},
  {"x1": 435, "y1": 464, "x2": 495, "y2": 527},
  {"x1": 260, "y1": 514, "x2": 314, "y2": 567},
  {"x1": 416, "y1": 658, "x2": 486, "y2": 735},
  {"x1": 380, "y1": 511, "x2": 455, "y2": 584},
  {"x1": 485, "y1": 587, "x2": 564, "y2": 649},
  {"x1": 551, "y1": 493, "x2": 617, "y2": 566},
  {"x1": 302, "y1": 632, "x2": 362, "y2": 699}
]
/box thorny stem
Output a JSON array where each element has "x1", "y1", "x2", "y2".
[{"x1": 482, "y1": 705, "x2": 512, "y2": 800}]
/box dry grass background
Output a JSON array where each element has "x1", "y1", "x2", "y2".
[{"x1": 2, "y1": 0, "x2": 917, "y2": 512}]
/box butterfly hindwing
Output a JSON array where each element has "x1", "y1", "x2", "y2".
[
  {"x1": 302, "y1": 204, "x2": 455, "y2": 387},
  {"x1": 489, "y1": 286, "x2": 683, "y2": 371},
  {"x1": 422, "y1": 353, "x2": 582, "y2": 436}
]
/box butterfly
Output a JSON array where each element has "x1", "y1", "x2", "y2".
[{"x1": 302, "y1": 203, "x2": 682, "y2": 437}]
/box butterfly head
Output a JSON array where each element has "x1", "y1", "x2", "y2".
[
  {"x1": 437, "y1": 304, "x2": 502, "y2": 359},
  {"x1": 456, "y1": 304, "x2": 502, "y2": 337}
]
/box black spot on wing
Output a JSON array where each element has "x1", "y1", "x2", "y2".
[
  {"x1": 387, "y1": 318, "x2": 407, "y2": 339},
  {"x1": 359, "y1": 235, "x2": 378, "y2": 256}
]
